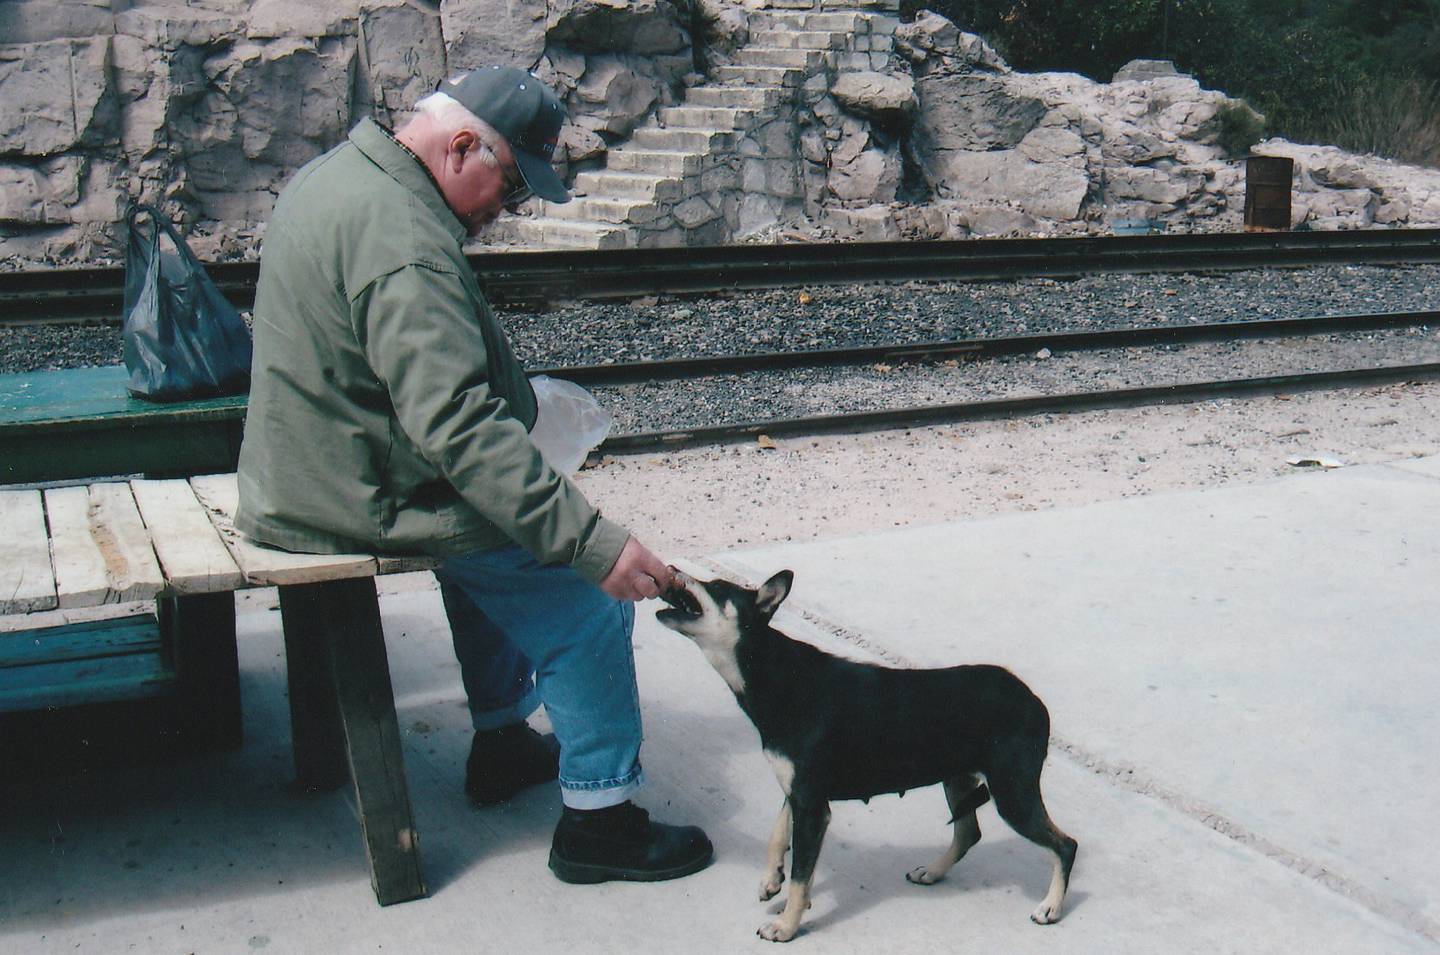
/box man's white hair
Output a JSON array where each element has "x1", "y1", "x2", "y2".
[{"x1": 408, "y1": 91, "x2": 505, "y2": 165}]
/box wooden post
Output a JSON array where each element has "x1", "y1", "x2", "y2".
[
  {"x1": 158, "y1": 591, "x2": 242, "y2": 750},
  {"x1": 1244, "y1": 155, "x2": 1294, "y2": 232},
  {"x1": 278, "y1": 577, "x2": 427, "y2": 905}
]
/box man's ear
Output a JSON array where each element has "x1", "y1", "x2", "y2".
[
  {"x1": 755, "y1": 570, "x2": 794, "y2": 619},
  {"x1": 448, "y1": 129, "x2": 478, "y2": 171}
]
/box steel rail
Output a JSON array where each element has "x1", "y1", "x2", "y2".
[
  {"x1": 596, "y1": 361, "x2": 1440, "y2": 455},
  {"x1": 531, "y1": 309, "x2": 1440, "y2": 385},
  {"x1": 3, "y1": 228, "x2": 1439, "y2": 323}
]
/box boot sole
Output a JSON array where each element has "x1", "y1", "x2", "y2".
[{"x1": 548, "y1": 845, "x2": 714, "y2": 884}]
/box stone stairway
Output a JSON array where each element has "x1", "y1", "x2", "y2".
[{"x1": 508, "y1": 1, "x2": 899, "y2": 250}]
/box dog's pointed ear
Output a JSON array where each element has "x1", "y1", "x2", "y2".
[{"x1": 755, "y1": 570, "x2": 794, "y2": 618}]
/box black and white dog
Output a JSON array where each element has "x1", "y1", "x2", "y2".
[{"x1": 657, "y1": 569, "x2": 1077, "y2": 943}]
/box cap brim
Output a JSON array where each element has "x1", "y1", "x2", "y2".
[{"x1": 514, "y1": 149, "x2": 569, "y2": 204}]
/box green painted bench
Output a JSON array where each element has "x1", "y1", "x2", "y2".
[
  {"x1": 0, "y1": 473, "x2": 435, "y2": 906},
  {"x1": 0, "y1": 364, "x2": 246, "y2": 484}
]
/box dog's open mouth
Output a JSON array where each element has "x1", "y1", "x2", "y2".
[{"x1": 659, "y1": 579, "x2": 702, "y2": 618}]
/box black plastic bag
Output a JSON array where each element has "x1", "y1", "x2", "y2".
[{"x1": 121, "y1": 202, "x2": 253, "y2": 402}]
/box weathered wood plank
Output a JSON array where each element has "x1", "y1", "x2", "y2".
[
  {"x1": 0, "y1": 489, "x2": 57, "y2": 614},
  {"x1": 0, "y1": 650, "x2": 173, "y2": 714},
  {"x1": 190, "y1": 473, "x2": 377, "y2": 586},
  {"x1": 45, "y1": 483, "x2": 164, "y2": 609},
  {"x1": 0, "y1": 615, "x2": 159, "y2": 668},
  {"x1": 131, "y1": 479, "x2": 244, "y2": 595},
  {"x1": 0, "y1": 613, "x2": 171, "y2": 715}
]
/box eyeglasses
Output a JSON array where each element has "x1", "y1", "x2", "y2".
[{"x1": 503, "y1": 177, "x2": 532, "y2": 208}]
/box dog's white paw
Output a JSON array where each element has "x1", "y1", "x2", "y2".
[
  {"x1": 759, "y1": 871, "x2": 785, "y2": 901},
  {"x1": 1030, "y1": 901, "x2": 1062, "y2": 925},
  {"x1": 757, "y1": 920, "x2": 800, "y2": 943},
  {"x1": 906, "y1": 865, "x2": 943, "y2": 885}
]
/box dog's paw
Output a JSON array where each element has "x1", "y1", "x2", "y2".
[
  {"x1": 757, "y1": 920, "x2": 800, "y2": 943},
  {"x1": 906, "y1": 865, "x2": 944, "y2": 885},
  {"x1": 1030, "y1": 901, "x2": 1063, "y2": 925},
  {"x1": 759, "y1": 871, "x2": 785, "y2": 901}
]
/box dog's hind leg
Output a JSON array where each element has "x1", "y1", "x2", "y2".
[
  {"x1": 906, "y1": 774, "x2": 987, "y2": 885},
  {"x1": 758, "y1": 798, "x2": 830, "y2": 943},
  {"x1": 759, "y1": 798, "x2": 791, "y2": 901},
  {"x1": 988, "y1": 761, "x2": 1077, "y2": 925}
]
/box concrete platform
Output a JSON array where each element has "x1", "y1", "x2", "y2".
[{"x1": 2, "y1": 457, "x2": 1438, "y2": 952}]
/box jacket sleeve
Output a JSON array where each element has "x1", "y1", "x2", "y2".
[{"x1": 352, "y1": 262, "x2": 629, "y2": 584}]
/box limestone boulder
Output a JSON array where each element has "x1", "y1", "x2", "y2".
[
  {"x1": 1112, "y1": 59, "x2": 1179, "y2": 84},
  {"x1": 0, "y1": 0, "x2": 117, "y2": 43},
  {"x1": 247, "y1": 0, "x2": 360, "y2": 40},
  {"x1": 168, "y1": 38, "x2": 355, "y2": 222},
  {"x1": 696, "y1": 0, "x2": 749, "y2": 62},
  {"x1": 572, "y1": 54, "x2": 668, "y2": 137},
  {"x1": 913, "y1": 73, "x2": 1047, "y2": 153},
  {"x1": 440, "y1": 0, "x2": 548, "y2": 72},
  {"x1": 547, "y1": 0, "x2": 690, "y2": 56},
  {"x1": 352, "y1": 1, "x2": 447, "y2": 123},
  {"x1": 831, "y1": 71, "x2": 916, "y2": 124},
  {"x1": 829, "y1": 146, "x2": 902, "y2": 203},
  {"x1": 928, "y1": 148, "x2": 1090, "y2": 221},
  {"x1": 114, "y1": 5, "x2": 244, "y2": 49},
  {"x1": 895, "y1": 15, "x2": 1007, "y2": 75},
  {"x1": 0, "y1": 37, "x2": 118, "y2": 158}
]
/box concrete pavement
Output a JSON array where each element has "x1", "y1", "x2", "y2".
[{"x1": 2, "y1": 457, "x2": 1437, "y2": 953}]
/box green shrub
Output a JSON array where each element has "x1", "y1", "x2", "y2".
[{"x1": 1214, "y1": 102, "x2": 1267, "y2": 158}]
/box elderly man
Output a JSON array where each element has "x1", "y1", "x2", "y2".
[{"x1": 236, "y1": 67, "x2": 712, "y2": 884}]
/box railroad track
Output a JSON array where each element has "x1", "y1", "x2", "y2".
[
  {"x1": 4, "y1": 229, "x2": 1440, "y2": 325},
  {"x1": 580, "y1": 309, "x2": 1440, "y2": 453},
  {"x1": 3, "y1": 307, "x2": 1434, "y2": 484}
]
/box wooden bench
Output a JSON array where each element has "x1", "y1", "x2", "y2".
[
  {"x1": 0, "y1": 365, "x2": 247, "y2": 484},
  {"x1": 0, "y1": 473, "x2": 436, "y2": 906}
]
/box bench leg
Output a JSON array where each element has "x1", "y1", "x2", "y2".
[
  {"x1": 158, "y1": 592, "x2": 242, "y2": 751},
  {"x1": 277, "y1": 578, "x2": 427, "y2": 906}
]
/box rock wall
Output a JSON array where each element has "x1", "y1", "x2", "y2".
[
  {"x1": 2, "y1": 1, "x2": 1438, "y2": 266},
  {"x1": 0, "y1": 0, "x2": 698, "y2": 264},
  {"x1": 886, "y1": 11, "x2": 1440, "y2": 240}
]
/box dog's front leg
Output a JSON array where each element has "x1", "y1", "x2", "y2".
[
  {"x1": 759, "y1": 798, "x2": 791, "y2": 901},
  {"x1": 758, "y1": 798, "x2": 829, "y2": 943}
]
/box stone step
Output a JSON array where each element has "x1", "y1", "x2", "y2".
[
  {"x1": 684, "y1": 85, "x2": 785, "y2": 109},
  {"x1": 822, "y1": 0, "x2": 900, "y2": 10},
  {"x1": 750, "y1": 29, "x2": 849, "y2": 50},
  {"x1": 713, "y1": 64, "x2": 807, "y2": 88},
  {"x1": 751, "y1": 11, "x2": 864, "y2": 33},
  {"x1": 509, "y1": 216, "x2": 632, "y2": 250},
  {"x1": 572, "y1": 170, "x2": 685, "y2": 202},
  {"x1": 542, "y1": 196, "x2": 670, "y2": 226},
  {"x1": 607, "y1": 148, "x2": 708, "y2": 177},
  {"x1": 735, "y1": 46, "x2": 833, "y2": 70},
  {"x1": 632, "y1": 126, "x2": 735, "y2": 152},
  {"x1": 658, "y1": 105, "x2": 757, "y2": 131}
]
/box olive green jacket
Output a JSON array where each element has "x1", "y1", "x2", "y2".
[{"x1": 235, "y1": 118, "x2": 627, "y2": 584}]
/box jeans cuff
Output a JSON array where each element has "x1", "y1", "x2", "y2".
[
  {"x1": 469, "y1": 687, "x2": 542, "y2": 732},
  {"x1": 558, "y1": 764, "x2": 646, "y2": 810}
]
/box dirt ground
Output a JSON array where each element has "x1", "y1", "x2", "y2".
[{"x1": 575, "y1": 379, "x2": 1440, "y2": 559}]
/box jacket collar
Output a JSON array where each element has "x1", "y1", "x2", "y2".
[{"x1": 349, "y1": 117, "x2": 467, "y2": 243}]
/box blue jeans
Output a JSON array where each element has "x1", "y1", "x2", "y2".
[{"x1": 435, "y1": 545, "x2": 644, "y2": 809}]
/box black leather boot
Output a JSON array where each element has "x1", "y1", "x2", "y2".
[
  {"x1": 549, "y1": 801, "x2": 713, "y2": 884},
  {"x1": 465, "y1": 722, "x2": 560, "y2": 807}
]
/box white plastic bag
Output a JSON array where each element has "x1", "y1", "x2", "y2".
[{"x1": 528, "y1": 375, "x2": 614, "y2": 475}]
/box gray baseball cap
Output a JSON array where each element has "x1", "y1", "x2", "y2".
[{"x1": 437, "y1": 66, "x2": 570, "y2": 204}]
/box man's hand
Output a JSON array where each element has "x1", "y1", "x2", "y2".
[{"x1": 599, "y1": 536, "x2": 675, "y2": 602}]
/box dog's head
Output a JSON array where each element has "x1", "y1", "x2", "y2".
[{"x1": 655, "y1": 569, "x2": 794, "y2": 650}]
